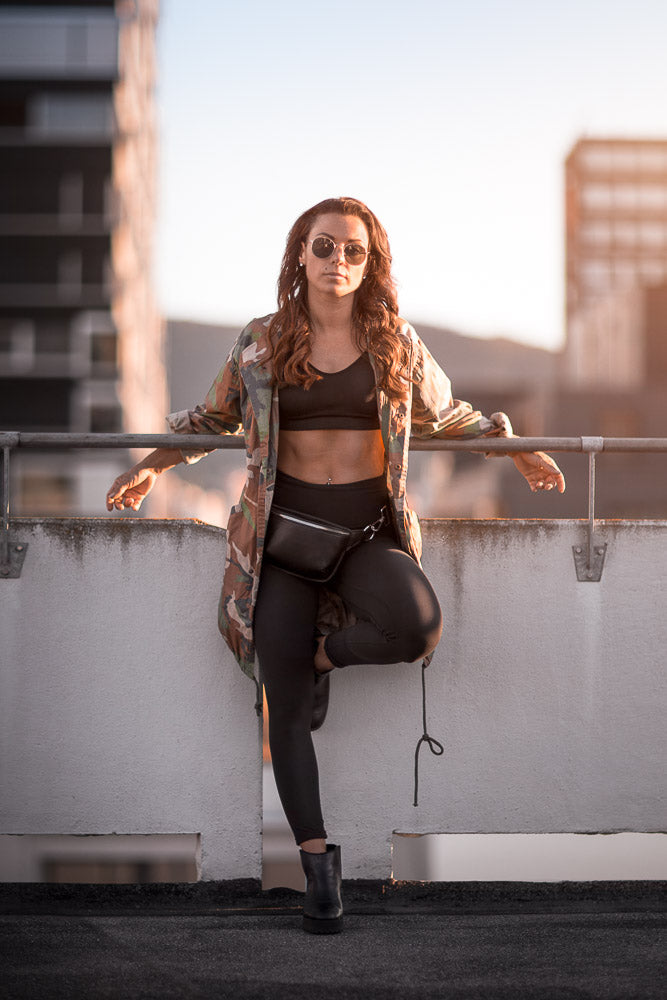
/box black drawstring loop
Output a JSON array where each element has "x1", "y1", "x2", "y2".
[{"x1": 413, "y1": 658, "x2": 444, "y2": 807}]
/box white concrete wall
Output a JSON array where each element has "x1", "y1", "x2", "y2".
[
  {"x1": 0, "y1": 519, "x2": 261, "y2": 881},
  {"x1": 317, "y1": 519, "x2": 667, "y2": 877},
  {"x1": 2, "y1": 517, "x2": 666, "y2": 882}
]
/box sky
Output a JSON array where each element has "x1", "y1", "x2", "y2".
[{"x1": 154, "y1": 0, "x2": 667, "y2": 351}]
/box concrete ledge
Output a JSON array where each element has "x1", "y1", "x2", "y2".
[{"x1": 1, "y1": 518, "x2": 262, "y2": 881}]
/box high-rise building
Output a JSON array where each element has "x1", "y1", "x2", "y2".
[
  {"x1": 564, "y1": 137, "x2": 667, "y2": 388},
  {"x1": 0, "y1": 0, "x2": 167, "y2": 514}
]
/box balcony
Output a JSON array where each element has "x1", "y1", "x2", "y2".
[
  {"x1": 1, "y1": 432, "x2": 666, "y2": 885},
  {"x1": 1, "y1": 432, "x2": 665, "y2": 996},
  {"x1": 0, "y1": 10, "x2": 119, "y2": 81}
]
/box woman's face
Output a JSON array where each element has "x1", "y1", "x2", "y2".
[{"x1": 299, "y1": 213, "x2": 370, "y2": 299}]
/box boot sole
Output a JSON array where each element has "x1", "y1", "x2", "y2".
[{"x1": 302, "y1": 914, "x2": 344, "y2": 934}]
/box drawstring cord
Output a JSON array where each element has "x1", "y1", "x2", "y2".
[
  {"x1": 256, "y1": 662, "x2": 441, "y2": 806},
  {"x1": 413, "y1": 658, "x2": 444, "y2": 807}
]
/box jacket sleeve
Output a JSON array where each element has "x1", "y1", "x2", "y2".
[
  {"x1": 166, "y1": 339, "x2": 244, "y2": 465},
  {"x1": 409, "y1": 332, "x2": 513, "y2": 444}
]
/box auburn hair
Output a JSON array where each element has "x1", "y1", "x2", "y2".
[{"x1": 267, "y1": 197, "x2": 410, "y2": 401}]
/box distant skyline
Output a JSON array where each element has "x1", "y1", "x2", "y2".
[{"x1": 154, "y1": 0, "x2": 667, "y2": 351}]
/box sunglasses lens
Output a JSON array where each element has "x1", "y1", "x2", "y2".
[
  {"x1": 344, "y1": 244, "x2": 367, "y2": 264},
  {"x1": 310, "y1": 237, "x2": 368, "y2": 263},
  {"x1": 311, "y1": 237, "x2": 334, "y2": 258}
]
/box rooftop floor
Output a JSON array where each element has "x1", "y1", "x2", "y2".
[{"x1": 2, "y1": 881, "x2": 665, "y2": 999}]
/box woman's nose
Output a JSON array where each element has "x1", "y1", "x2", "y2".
[{"x1": 331, "y1": 243, "x2": 346, "y2": 262}]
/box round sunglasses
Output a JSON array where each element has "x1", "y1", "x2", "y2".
[{"x1": 308, "y1": 236, "x2": 369, "y2": 265}]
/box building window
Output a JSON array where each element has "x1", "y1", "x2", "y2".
[
  {"x1": 0, "y1": 320, "x2": 34, "y2": 372},
  {"x1": 579, "y1": 147, "x2": 613, "y2": 172},
  {"x1": 27, "y1": 92, "x2": 113, "y2": 138},
  {"x1": 581, "y1": 184, "x2": 613, "y2": 209},
  {"x1": 638, "y1": 260, "x2": 665, "y2": 283},
  {"x1": 580, "y1": 145, "x2": 667, "y2": 173},
  {"x1": 58, "y1": 251, "x2": 82, "y2": 293},
  {"x1": 18, "y1": 473, "x2": 74, "y2": 515},
  {"x1": 612, "y1": 259, "x2": 638, "y2": 285},
  {"x1": 90, "y1": 332, "x2": 117, "y2": 367},
  {"x1": 58, "y1": 172, "x2": 84, "y2": 223},
  {"x1": 580, "y1": 259, "x2": 613, "y2": 291},
  {"x1": 581, "y1": 221, "x2": 611, "y2": 245},
  {"x1": 89, "y1": 405, "x2": 121, "y2": 433},
  {"x1": 34, "y1": 321, "x2": 70, "y2": 355},
  {"x1": 0, "y1": 97, "x2": 26, "y2": 127},
  {"x1": 637, "y1": 221, "x2": 665, "y2": 247},
  {"x1": 613, "y1": 221, "x2": 636, "y2": 246},
  {"x1": 635, "y1": 147, "x2": 667, "y2": 171},
  {"x1": 599, "y1": 407, "x2": 640, "y2": 438},
  {"x1": 636, "y1": 185, "x2": 667, "y2": 210}
]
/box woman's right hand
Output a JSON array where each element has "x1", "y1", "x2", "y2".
[
  {"x1": 105, "y1": 447, "x2": 183, "y2": 512},
  {"x1": 106, "y1": 465, "x2": 159, "y2": 512}
]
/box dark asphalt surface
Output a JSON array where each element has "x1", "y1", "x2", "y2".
[{"x1": 2, "y1": 881, "x2": 665, "y2": 1000}]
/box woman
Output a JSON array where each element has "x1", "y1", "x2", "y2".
[{"x1": 106, "y1": 197, "x2": 565, "y2": 935}]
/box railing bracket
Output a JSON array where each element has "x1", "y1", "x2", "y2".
[
  {"x1": 0, "y1": 542, "x2": 28, "y2": 579},
  {"x1": 573, "y1": 438, "x2": 606, "y2": 583},
  {"x1": 1, "y1": 442, "x2": 27, "y2": 579},
  {"x1": 572, "y1": 542, "x2": 606, "y2": 583}
]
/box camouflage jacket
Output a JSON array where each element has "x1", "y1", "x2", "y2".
[{"x1": 167, "y1": 314, "x2": 512, "y2": 682}]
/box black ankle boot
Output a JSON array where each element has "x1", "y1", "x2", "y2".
[
  {"x1": 311, "y1": 670, "x2": 330, "y2": 731},
  {"x1": 299, "y1": 843, "x2": 343, "y2": 934}
]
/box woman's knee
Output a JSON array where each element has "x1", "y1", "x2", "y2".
[
  {"x1": 397, "y1": 607, "x2": 443, "y2": 663},
  {"x1": 397, "y1": 575, "x2": 443, "y2": 660}
]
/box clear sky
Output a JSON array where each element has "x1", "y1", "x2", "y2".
[{"x1": 154, "y1": 0, "x2": 667, "y2": 351}]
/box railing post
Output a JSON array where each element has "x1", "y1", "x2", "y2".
[
  {"x1": 572, "y1": 437, "x2": 606, "y2": 582},
  {"x1": 1, "y1": 439, "x2": 28, "y2": 579}
]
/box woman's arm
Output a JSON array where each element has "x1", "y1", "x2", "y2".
[
  {"x1": 408, "y1": 329, "x2": 565, "y2": 493},
  {"x1": 409, "y1": 331, "x2": 514, "y2": 441},
  {"x1": 105, "y1": 334, "x2": 245, "y2": 511}
]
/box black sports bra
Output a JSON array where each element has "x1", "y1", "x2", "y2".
[{"x1": 279, "y1": 353, "x2": 380, "y2": 431}]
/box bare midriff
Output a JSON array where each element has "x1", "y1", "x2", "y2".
[{"x1": 277, "y1": 428, "x2": 385, "y2": 484}]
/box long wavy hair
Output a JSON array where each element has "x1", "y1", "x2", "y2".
[{"x1": 267, "y1": 197, "x2": 409, "y2": 401}]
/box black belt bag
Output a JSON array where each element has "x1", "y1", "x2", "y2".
[{"x1": 264, "y1": 504, "x2": 389, "y2": 583}]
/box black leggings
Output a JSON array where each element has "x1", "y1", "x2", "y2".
[{"x1": 254, "y1": 472, "x2": 443, "y2": 844}]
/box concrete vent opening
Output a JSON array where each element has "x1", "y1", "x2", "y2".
[
  {"x1": 392, "y1": 832, "x2": 667, "y2": 882},
  {"x1": 0, "y1": 834, "x2": 200, "y2": 883}
]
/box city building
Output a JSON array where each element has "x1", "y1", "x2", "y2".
[
  {"x1": 564, "y1": 137, "x2": 667, "y2": 387},
  {"x1": 0, "y1": 0, "x2": 167, "y2": 514},
  {"x1": 497, "y1": 136, "x2": 667, "y2": 522}
]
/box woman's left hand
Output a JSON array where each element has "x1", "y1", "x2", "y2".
[{"x1": 512, "y1": 451, "x2": 566, "y2": 493}]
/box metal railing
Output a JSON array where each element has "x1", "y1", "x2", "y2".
[{"x1": 2, "y1": 431, "x2": 667, "y2": 582}]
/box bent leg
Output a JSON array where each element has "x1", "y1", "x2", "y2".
[
  {"x1": 254, "y1": 561, "x2": 327, "y2": 844},
  {"x1": 325, "y1": 536, "x2": 443, "y2": 667}
]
